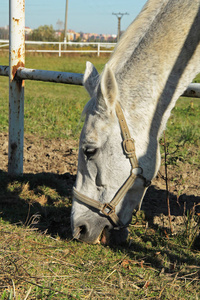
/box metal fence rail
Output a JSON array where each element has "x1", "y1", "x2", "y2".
[
  {"x1": 182, "y1": 83, "x2": 200, "y2": 98},
  {"x1": 0, "y1": 39, "x2": 116, "y2": 57},
  {"x1": 1, "y1": 64, "x2": 200, "y2": 97},
  {"x1": 0, "y1": 65, "x2": 83, "y2": 85}
]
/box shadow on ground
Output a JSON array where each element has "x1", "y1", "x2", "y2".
[
  {"x1": 0, "y1": 169, "x2": 76, "y2": 240},
  {"x1": 1, "y1": 168, "x2": 200, "y2": 273},
  {"x1": 0, "y1": 168, "x2": 199, "y2": 240},
  {"x1": 143, "y1": 184, "x2": 200, "y2": 217}
]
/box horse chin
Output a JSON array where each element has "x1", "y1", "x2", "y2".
[
  {"x1": 109, "y1": 227, "x2": 129, "y2": 245},
  {"x1": 99, "y1": 227, "x2": 111, "y2": 245},
  {"x1": 96, "y1": 226, "x2": 129, "y2": 245}
]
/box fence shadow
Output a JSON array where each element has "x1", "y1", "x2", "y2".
[
  {"x1": 0, "y1": 169, "x2": 76, "y2": 240},
  {"x1": 0, "y1": 168, "x2": 199, "y2": 241},
  {"x1": 142, "y1": 185, "x2": 200, "y2": 217},
  {"x1": 1, "y1": 168, "x2": 200, "y2": 271}
]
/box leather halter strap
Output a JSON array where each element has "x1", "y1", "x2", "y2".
[{"x1": 73, "y1": 102, "x2": 151, "y2": 227}]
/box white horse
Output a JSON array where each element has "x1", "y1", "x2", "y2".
[{"x1": 71, "y1": 0, "x2": 200, "y2": 244}]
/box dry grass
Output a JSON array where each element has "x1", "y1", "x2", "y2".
[{"x1": 1, "y1": 210, "x2": 200, "y2": 299}]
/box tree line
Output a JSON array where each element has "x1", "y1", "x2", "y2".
[
  {"x1": 0, "y1": 25, "x2": 64, "y2": 41},
  {"x1": 0, "y1": 25, "x2": 117, "y2": 42}
]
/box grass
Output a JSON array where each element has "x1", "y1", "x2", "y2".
[
  {"x1": 0, "y1": 53, "x2": 107, "y2": 139},
  {"x1": 0, "y1": 200, "x2": 200, "y2": 299},
  {"x1": 0, "y1": 52, "x2": 200, "y2": 299},
  {"x1": 163, "y1": 99, "x2": 200, "y2": 165}
]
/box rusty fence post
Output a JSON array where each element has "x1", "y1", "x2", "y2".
[{"x1": 8, "y1": 0, "x2": 25, "y2": 175}]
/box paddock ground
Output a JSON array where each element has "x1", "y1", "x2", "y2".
[{"x1": 0, "y1": 132, "x2": 199, "y2": 234}]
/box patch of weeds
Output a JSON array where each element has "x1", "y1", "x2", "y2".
[
  {"x1": 160, "y1": 129, "x2": 199, "y2": 166},
  {"x1": 178, "y1": 125, "x2": 199, "y2": 147},
  {"x1": 179, "y1": 204, "x2": 200, "y2": 249}
]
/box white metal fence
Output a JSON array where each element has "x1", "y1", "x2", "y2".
[
  {"x1": 0, "y1": 0, "x2": 199, "y2": 176},
  {"x1": 0, "y1": 39, "x2": 116, "y2": 57}
]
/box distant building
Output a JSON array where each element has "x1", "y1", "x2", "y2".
[
  {"x1": 3, "y1": 24, "x2": 116, "y2": 42},
  {"x1": 55, "y1": 30, "x2": 62, "y2": 38},
  {"x1": 74, "y1": 32, "x2": 80, "y2": 41},
  {"x1": 25, "y1": 27, "x2": 32, "y2": 35},
  {"x1": 0, "y1": 25, "x2": 9, "y2": 39}
]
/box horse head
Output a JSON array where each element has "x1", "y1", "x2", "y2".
[{"x1": 71, "y1": 62, "x2": 150, "y2": 244}]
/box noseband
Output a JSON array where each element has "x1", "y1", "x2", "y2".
[{"x1": 73, "y1": 102, "x2": 151, "y2": 227}]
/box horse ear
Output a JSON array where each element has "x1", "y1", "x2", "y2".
[
  {"x1": 83, "y1": 61, "x2": 99, "y2": 97},
  {"x1": 100, "y1": 64, "x2": 118, "y2": 110}
]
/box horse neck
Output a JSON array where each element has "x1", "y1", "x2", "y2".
[{"x1": 109, "y1": 0, "x2": 200, "y2": 144}]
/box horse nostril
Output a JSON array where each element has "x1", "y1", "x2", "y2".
[
  {"x1": 79, "y1": 225, "x2": 87, "y2": 236},
  {"x1": 73, "y1": 225, "x2": 87, "y2": 240}
]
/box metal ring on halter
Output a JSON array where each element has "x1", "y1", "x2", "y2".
[
  {"x1": 132, "y1": 167, "x2": 143, "y2": 176},
  {"x1": 101, "y1": 203, "x2": 115, "y2": 216}
]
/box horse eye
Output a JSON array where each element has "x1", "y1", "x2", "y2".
[{"x1": 84, "y1": 148, "x2": 98, "y2": 159}]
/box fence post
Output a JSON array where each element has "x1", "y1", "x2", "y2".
[
  {"x1": 97, "y1": 43, "x2": 100, "y2": 57},
  {"x1": 59, "y1": 42, "x2": 61, "y2": 57},
  {"x1": 8, "y1": 0, "x2": 25, "y2": 175}
]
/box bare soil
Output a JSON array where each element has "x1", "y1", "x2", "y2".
[{"x1": 0, "y1": 132, "x2": 199, "y2": 233}]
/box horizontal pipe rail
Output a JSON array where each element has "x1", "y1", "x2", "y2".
[
  {"x1": 17, "y1": 67, "x2": 83, "y2": 85},
  {"x1": 182, "y1": 83, "x2": 200, "y2": 98},
  {"x1": 0, "y1": 43, "x2": 9, "y2": 48},
  {"x1": 0, "y1": 66, "x2": 83, "y2": 85},
  {"x1": 1, "y1": 65, "x2": 200, "y2": 97},
  {"x1": 0, "y1": 65, "x2": 9, "y2": 75}
]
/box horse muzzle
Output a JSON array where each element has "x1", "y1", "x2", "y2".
[{"x1": 71, "y1": 213, "x2": 128, "y2": 245}]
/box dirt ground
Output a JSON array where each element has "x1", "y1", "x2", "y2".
[{"x1": 0, "y1": 132, "x2": 199, "y2": 233}]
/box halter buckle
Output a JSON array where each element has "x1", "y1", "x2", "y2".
[
  {"x1": 123, "y1": 138, "x2": 135, "y2": 156},
  {"x1": 101, "y1": 203, "x2": 115, "y2": 216}
]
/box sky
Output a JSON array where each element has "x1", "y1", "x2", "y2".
[{"x1": 1, "y1": 0, "x2": 147, "y2": 35}]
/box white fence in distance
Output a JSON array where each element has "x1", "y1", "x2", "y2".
[{"x1": 0, "y1": 39, "x2": 116, "y2": 57}]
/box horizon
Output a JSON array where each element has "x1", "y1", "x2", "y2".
[{"x1": 0, "y1": 24, "x2": 118, "y2": 37}]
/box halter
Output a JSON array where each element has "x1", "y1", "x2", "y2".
[{"x1": 73, "y1": 102, "x2": 151, "y2": 227}]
